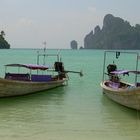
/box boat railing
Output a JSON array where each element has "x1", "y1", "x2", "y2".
[{"x1": 5, "y1": 73, "x2": 30, "y2": 81}]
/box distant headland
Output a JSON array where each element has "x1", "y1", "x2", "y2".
[
  {"x1": 0, "y1": 31, "x2": 10, "y2": 49},
  {"x1": 84, "y1": 14, "x2": 140, "y2": 49}
]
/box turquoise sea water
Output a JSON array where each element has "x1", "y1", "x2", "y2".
[{"x1": 0, "y1": 49, "x2": 140, "y2": 140}]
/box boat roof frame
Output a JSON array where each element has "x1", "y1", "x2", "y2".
[
  {"x1": 37, "y1": 51, "x2": 61, "y2": 66},
  {"x1": 102, "y1": 51, "x2": 139, "y2": 84},
  {"x1": 5, "y1": 64, "x2": 49, "y2": 70}
]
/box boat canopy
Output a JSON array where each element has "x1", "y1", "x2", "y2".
[
  {"x1": 5, "y1": 64, "x2": 49, "y2": 70},
  {"x1": 111, "y1": 70, "x2": 140, "y2": 75}
]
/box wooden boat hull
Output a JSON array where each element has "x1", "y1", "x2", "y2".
[
  {"x1": 101, "y1": 81, "x2": 140, "y2": 110},
  {"x1": 0, "y1": 78, "x2": 66, "y2": 97}
]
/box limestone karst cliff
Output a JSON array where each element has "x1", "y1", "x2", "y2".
[{"x1": 84, "y1": 14, "x2": 140, "y2": 49}]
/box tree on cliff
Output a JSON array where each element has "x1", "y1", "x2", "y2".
[
  {"x1": 84, "y1": 14, "x2": 140, "y2": 49},
  {"x1": 0, "y1": 30, "x2": 10, "y2": 49},
  {"x1": 1, "y1": 30, "x2": 5, "y2": 37}
]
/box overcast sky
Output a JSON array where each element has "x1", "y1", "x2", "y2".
[{"x1": 1, "y1": 0, "x2": 140, "y2": 49}]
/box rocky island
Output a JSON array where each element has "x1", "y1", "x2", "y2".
[
  {"x1": 70, "y1": 40, "x2": 78, "y2": 49},
  {"x1": 84, "y1": 14, "x2": 140, "y2": 49}
]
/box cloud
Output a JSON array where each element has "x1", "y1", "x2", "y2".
[
  {"x1": 17, "y1": 18, "x2": 34, "y2": 27},
  {"x1": 88, "y1": 6, "x2": 97, "y2": 13}
]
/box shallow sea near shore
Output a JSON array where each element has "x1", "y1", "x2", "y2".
[{"x1": 0, "y1": 49, "x2": 140, "y2": 140}]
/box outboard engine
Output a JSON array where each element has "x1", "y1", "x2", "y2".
[
  {"x1": 107, "y1": 64, "x2": 119, "y2": 82},
  {"x1": 54, "y1": 62, "x2": 66, "y2": 79},
  {"x1": 107, "y1": 64, "x2": 117, "y2": 75},
  {"x1": 54, "y1": 62, "x2": 64, "y2": 72}
]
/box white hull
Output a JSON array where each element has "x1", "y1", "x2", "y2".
[
  {"x1": 0, "y1": 78, "x2": 66, "y2": 97},
  {"x1": 101, "y1": 81, "x2": 140, "y2": 110}
]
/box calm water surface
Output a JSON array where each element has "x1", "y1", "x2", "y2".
[{"x1": 0, "y1": 49, "x2": 140, "y2": 140}]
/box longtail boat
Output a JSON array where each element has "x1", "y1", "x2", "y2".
[
  {"x1": 100, "y1": 51, "x2": 140, "y2": 110},
  {"x1": 0, "y1": 51, "x2": 83, "y2": 97}
]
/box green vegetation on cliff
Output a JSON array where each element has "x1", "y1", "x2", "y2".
[
  {"x1": 0, "y1": 31, "x2": 10, "y2": 49},
  {"x1": 84, "y1": 14, "x2": 140, "y2": 49}
]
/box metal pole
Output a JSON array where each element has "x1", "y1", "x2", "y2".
[
  {"x1": 37, "y1": 51, "x2": 40, "y2": 74},
  {"x1": 135, "y1": 53, "x2": 139, "y2": 85},
  {"x1": 37, "y1": 51, "x2": 39, "y2": 65},
  {"x1": 43, "y1": 43, "x2": 46, "y2": 65},
  {"x1": 30, "y1": 69, "x2": 32, "y2": 80},
  {"x1": 43, "y1": 54, "x2": 46, "y2": 65},
  {"x1": 102, "y1": 51, "x2": 106, "y2": 82}
]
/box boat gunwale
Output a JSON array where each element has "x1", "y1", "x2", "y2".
[{"x1": 101, "y1": 80, "x2": 140, "y2": 94}]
